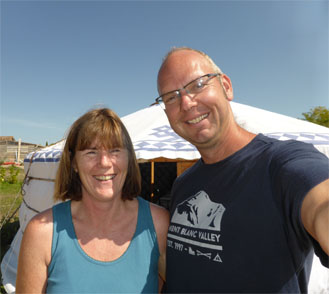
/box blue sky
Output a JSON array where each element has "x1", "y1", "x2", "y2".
[{"x1": 1, "y1": 0, "x2": 328, "y2": 146}]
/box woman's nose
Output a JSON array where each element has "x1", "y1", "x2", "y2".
[{"x1": 98, "y1": 152, "x2": 113, "y2": 166}]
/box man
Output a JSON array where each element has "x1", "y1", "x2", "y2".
[{"x1": 156, "y1": 47, "x2": 329, "y2": 293}]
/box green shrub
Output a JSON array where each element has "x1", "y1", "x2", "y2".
[
  {"x1": 0, "y1": 167, "x2": 5, "y2": 183},
  {"x1": 0, "y1": 165, "x2": 21, "y2": 184},
  {"x1": 7, "y1": 165, "x2": 20, "y2": 184}
]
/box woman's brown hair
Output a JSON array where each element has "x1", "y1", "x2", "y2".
[{"x1": 54, "y1": 108, "x2": 141, "y2": 201}]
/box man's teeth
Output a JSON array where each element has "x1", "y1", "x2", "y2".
[
  {"x1": 95, "y1": 175, "x2": 115, "y2": 181},
  {"x1": 188, "y1": 114, "x2": 208, "y2": 124}
]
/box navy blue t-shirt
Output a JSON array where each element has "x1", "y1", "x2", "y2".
[{"x1": 165, "y1": 134, "x2": 329, "y2": 293}]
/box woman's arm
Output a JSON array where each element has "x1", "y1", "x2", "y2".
[
  {"x1": 16, "y1": 208, "x2": 53, "y2": 293},
  {"x1": 150, "y1": 203, "x2": 169, "y2": 292}
]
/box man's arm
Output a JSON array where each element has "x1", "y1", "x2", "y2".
[{"x1": 301, "y1": 178, "x2": 329, "y2": 255}]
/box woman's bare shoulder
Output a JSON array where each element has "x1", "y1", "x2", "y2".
[
  {"x1": 16, "y1": 207, "x2": 54, "y2": 292},
  {"x1": 24, "y1": 207, "x2": 53, "y2": 240},
  {"x1": 149, "y1": 202, "x2": 169, "y2": 243},
  {"x1": 149, "y1": 202, "x2": 169, "y2": 224}
]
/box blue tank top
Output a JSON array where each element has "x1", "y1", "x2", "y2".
[{"x1": 47, "y1": 197, "x2": 159, "y2": 293}]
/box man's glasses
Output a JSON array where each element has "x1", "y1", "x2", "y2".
[{"x1": 155, "y1": 73, "x2": 221, "y2": 109}]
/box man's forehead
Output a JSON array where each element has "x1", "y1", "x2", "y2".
[
  {"x1": 158, "y1": 54, "x2": 211, "y2": 91},
  {"x1": 164, "y1": 50, "x2": 206, "y2": 69}
]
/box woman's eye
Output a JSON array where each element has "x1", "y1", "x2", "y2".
[
  {"x1": 82, "y1": 149, "x2": 96, "y2": 155},
  {"x1": 109, "y1": 149, "x2": 120, "y2": 154}
]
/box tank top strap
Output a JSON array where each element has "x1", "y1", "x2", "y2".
[
  {"x1": 51, "y1": 201, "x2": 72, "y2": 256},
  {"x1": 136, "y1": 197, "x2": 157, "y2": 244}
]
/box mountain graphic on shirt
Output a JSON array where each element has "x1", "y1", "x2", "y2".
[{"x1": 171, "y1": 190, "x2": 225, "y2": 231}]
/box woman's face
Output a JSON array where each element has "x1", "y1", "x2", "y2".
[{"x1": 73, "y1": 138, "x2": 129, "y2": 203}]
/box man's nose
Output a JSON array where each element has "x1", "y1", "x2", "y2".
[{"x1": 180, "y1": 89, "x2": 197, "y2": 111}]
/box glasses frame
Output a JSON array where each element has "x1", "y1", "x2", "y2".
[{"x1": 155, "y1": 73, "x2": 221, "y2": 109}]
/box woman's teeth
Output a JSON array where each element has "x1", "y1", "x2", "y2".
[
  {"x1": 188, "y1": 114, "x2": 208, "y2": 124},
  {"x1": 94, "y1": 175, "x2": 115, "y2": 181}
]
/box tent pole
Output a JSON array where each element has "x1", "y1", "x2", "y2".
[{"x1": 150, "y1": 161, "x2": 154, "y2": 199}]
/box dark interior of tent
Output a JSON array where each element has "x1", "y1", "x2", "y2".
[{"x1": 139, "y1": 162, "x2": 176, "y2": 210}]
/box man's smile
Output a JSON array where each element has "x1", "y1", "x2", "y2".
[{"x1": 187, "y1": 113, "x2": 209, "y2": 124}]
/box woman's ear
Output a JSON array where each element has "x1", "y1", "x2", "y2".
[{"x1": 72, "y1": 160, "x2": 78, "y2": 173}]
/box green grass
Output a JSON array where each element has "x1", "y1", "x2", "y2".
[
  {"x1": 0, "y1": 182, "x2": 23, "y2": 220},
  {"x1": 0, "y1": 182, "x2": 22, "y2": 194}
]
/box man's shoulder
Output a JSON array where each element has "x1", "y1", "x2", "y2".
[
  {"x1": 262, "y1": 134, "x2": 329, "y2": 186},
  {"x1": 255, "y1": 134, "x2": 324, "y2": 158}
]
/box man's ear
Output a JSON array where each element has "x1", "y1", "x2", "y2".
[{"x1": 221, "y1": 74, "x2": 234, "y2": 101}]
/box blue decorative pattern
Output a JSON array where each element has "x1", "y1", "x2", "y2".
[
  {"x1": 24, "y1": 129, "x2": 329, "y2": 163},
  {"x1": 265, "y1": 132, "x2": 329, "y2": 145},
  {"x1": 133, "y1": 126, "x2": 197, "y2": 153},
  {"x1": 24, "y1": 149, "x2": 62, "y2": 163}
]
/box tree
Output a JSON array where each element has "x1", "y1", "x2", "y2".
[{"x1": 301, "y1": 106, "x2": 329, "y2": 128}]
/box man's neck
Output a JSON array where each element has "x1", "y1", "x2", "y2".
[{"x1": 199, "y1": 126, "x2": 256, "y2": 164}]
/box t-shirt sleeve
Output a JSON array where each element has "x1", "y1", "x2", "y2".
[{"x1": 270, "y1": 140, "x2": 329, "y2": 266}]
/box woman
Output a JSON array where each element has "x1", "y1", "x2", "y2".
[{"x1": 16, "y1": 108, "x2": 169, "y2": 293}]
